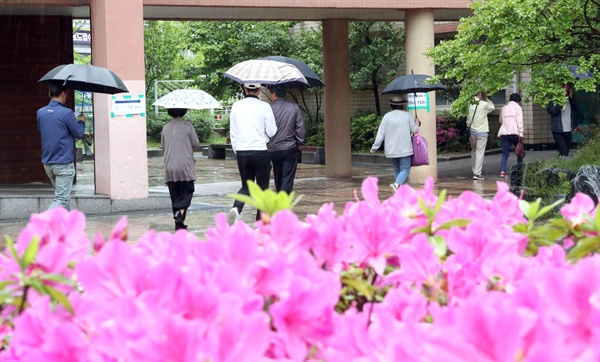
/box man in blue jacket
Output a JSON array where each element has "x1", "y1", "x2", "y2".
[
  {"x1": 546, "y1": 83, "x2": 579, "y2": 158},
  {"x1": 37, "y1": 83, "x2": 86, "y2": 210}
]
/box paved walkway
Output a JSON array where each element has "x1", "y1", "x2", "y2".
[{"x1": 0, "y1": 150, "x2": 557, "y2": 243}]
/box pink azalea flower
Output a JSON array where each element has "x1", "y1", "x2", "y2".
[
  {"x1": 304, "y1": 203, "x2": 350, "y2": 272},
  {"x1": 75, "y1": 239, "x2": 152, "y2": 300},
  {"x1": 319, "y1": 309, "x2": 372, "y2": 361},
  {"x1": 2, "y1": 296, "x2": 88, "y2": 361},
  {"x1": 373, "y1": 284, "x2": 428, "y2": 323},
  {"x1": 561, "y1": 193, "x2": 597, "y2": 227},
  {"x1": 16, "y1": 208, "x2": 88, "y2": 262},
  {"x1": 384, "y1": 234, "x2": 442, "y2": 288},
  {"x1": 269, "y1": 272, "x2": 340, "y2": 360},
  {"x1": 258, "y1": 210, "x2": 312, "y2": 253},
  {"x1": 436, "y1": 293, "x2": 539, "y2": 361}
]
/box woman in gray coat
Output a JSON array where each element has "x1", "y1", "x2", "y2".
[
  {"x1": 370, "y1": 96, "x2": 419, "y2": 192},
  {"x1": 161, "y1": 108, "x2": 200, "y2": 230}
]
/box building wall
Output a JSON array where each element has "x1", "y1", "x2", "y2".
[{"x1": 0, "y1": 16, "x2": 74, "y2": 184}]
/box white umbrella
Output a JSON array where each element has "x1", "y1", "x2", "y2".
[
  {"x1": 223, "y1": 59, "x2": 309, "y2": 86},
  {"x1": 153, "y1": 89, "x2": 222, "y2": 110}
]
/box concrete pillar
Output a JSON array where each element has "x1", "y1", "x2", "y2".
[
  {"x1": 405, "y1": 9, "x2": 437, "y2": 183},
  {"x1": 90, "y1": 0, "x2": 148, "y2": 199},
  {"x1": 322, "y1": 19, "x2": 352, "y2": 178}
]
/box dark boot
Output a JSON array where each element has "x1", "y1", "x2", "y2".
[{"x1": 175, "y1": 221, "x2": 188, "y2": 231}]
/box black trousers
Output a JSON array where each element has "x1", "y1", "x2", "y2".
[
  {"x1": 269, "y1": 147, "x2": 300, "y2": 194},
  {"x1": 552, "y1": 131, "x2": 572, "y2": 157},
  {"x1": 167, "y1": 180, "x2": 195, "y2": 219},
  {"x1": 233, "y1": 151, "x2": 271, "y2": 220}
]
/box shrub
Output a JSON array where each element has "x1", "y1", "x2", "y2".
[
  {"x1": 350, "y1": 112, "x2": 382, "y2": 152},
  {"x1": 304, "y1": 112, "x2": 325, "y2": 146},
  {"x1": 436, "y1": 111, "x2": 469, "y2": 153},
  {"x1": 146, "y1": 110, "x2": 213, "y2": 143},
  {"x1": 1, "y1": 179, "x2": 598, "y2": 360},
  {"x1": 305, "y1": 121, "x2": 325, "y2": 146}
]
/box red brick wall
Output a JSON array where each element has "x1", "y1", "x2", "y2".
[{"x1": 0, "y1": 16, "x2": 74, "y2": 184}]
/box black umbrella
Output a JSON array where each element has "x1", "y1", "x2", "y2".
[
  {"x1": 569, "y1": 65, "x2": 593, "y2": 80},
  {"x1": 382, "y1": 71, "x2": 445, "y2": 118},
  {"x1": 382, "y1": 73, "x2": 445, "y2": 95},
  {"x1": 38, "y1": 64, "x2": 129, "y2": 94},
  {"x1": 259, "y1": 56, "x2": 324, "y2": 89}
]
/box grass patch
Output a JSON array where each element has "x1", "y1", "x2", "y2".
[
  {"x1": 147, "y1": 139, "x2": 161, "y2": 149},
  {"x1": 206, "y1": 134, "x2": 227, "y2": 145}
]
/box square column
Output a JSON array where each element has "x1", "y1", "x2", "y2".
[
  {"x1": 90, "y1": 0, "x2": 148, "y2": 199},
  {"x1": 405, "y1": 9, "x2": 438, "y2": 183},
  {"x1": 323, "y1": 19, "x2": 352, "y2": 178}
]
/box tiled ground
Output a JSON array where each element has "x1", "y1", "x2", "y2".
[{"x1": 0, "y1": 150, "x2": 558, "y2": 245}]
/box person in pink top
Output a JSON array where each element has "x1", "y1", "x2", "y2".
[{"x1": 497, "y1": 93, "x2": 524, "y2": 178}]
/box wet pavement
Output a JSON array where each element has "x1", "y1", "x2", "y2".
[{"x1": 0, "y1": 150, "x2": 558, "y2": 244}]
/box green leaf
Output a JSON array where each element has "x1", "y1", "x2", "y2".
[
  {"x1": 519, "y1": 200, "x2": 531, "y2": 217},
  {"x1": 227, "y1": 180, "x2": 302, "y2": 218},
  {"x1": 527, "y1": 199, "x2": 541, "y2": 221},
  {"x1": 0, "y1": 280, "x2": 16, "y2": 290},
  {"x1": 434, "y1": 219, "x2": 471, "y2": 231},
  {"x1": 432, "y1": 189, "x2": 447, "y2": 215},
  {"x1": 429, "y1": 235, "x2": 448, "y2": 258},
  {"x1": 39, "y1": 273, "x2": 74, "y2": 286},
  {"x1": 5, "y1": 237, "x2": 24, "y2": 273},
  {"x1": 21, "y1": 236, "x2": 40, "y2": 269},
  {"x1": 27, "y1": 277, "x2": 47, "y2": 295},
  {"x1": 42, "y1": 285, "x2": 74, "y2": 314},
  {"x1": 567, "y1": 236, "x2": 600, "y2": 261},
  {"x1": 228, "y1": 193, "x2": 256, "y2": 206},
  {"x1": 342, "y1": 278, "x2": 373, "y2": 300},
  {"x1": 537, "y1": 198, "x2": 564, "y2": 218},
  {"x1": 417, "y1": 197, "x2": 433, "y2": 219}
]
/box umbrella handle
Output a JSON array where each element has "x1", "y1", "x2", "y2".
[{"x1": 413, "y1": 92, "x2": 418, "y2": 119}]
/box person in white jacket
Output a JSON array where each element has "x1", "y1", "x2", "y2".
[
  {"x1": 497, "y1": 93, "x2": 524, "y2": 178},
  {"x1": 370, "y1": 96, "x2": 420, "y2": 193},
  {"x1": 227, "y1": 82, "x2": 277, "y2": 225},
  {"x1": 467, "y1": 91, "x2": 495, "y2": 180}
]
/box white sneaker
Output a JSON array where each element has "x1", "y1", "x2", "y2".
[
  {"x1": 227, "y1": 207, "x2": 239, "y2": 226},
  {"x1": 389, "y1": 183, "x2": 398, "y2": 193}
]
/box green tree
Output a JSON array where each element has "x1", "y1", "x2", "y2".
[
  {"x1": 287, "y1": 25, "x2": 324, "y2": 125},
  {"x1": 349, "y1": 22, "x2": 405, "y2": 115},
  {"x1": 144, "y1": 21, "x2": 192, "y2": 96},
  {"x1": 428, "y1": 0, "x2": 600, "y2": 116}
]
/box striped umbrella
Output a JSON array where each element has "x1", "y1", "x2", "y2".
[{"x1": 223, "y1": 59, "x2": 308, "y2": 86}]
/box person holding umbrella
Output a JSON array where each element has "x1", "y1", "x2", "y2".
[
  {"x1": 227, "y1": 82, "x2": 277, "y2": 225},
  {"x1": 267, "y1": 84, "x2": 305, "y2": 194},
  {"x1": 468, "y1": 91, "x2": 495, "y2": 181},
  {"x1": 546, "y1": 82, "x2": 580, "y2": 158},
  {"x1": 37, "y1": 82, "x2": 86, "y2": 211},
  {"x1": 161, "y1": 107, "x2": 200, "y2": 231},
  {"x1": 370, "y1": 95, "x2": 420, "y2": 192}
]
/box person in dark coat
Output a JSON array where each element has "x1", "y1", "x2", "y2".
[
  {"x1": 267, "y1": 85, "x2": 305, "y2": 194},
  {"x1": 546, "y1": 83, "x2": 579, "y2": 158}
]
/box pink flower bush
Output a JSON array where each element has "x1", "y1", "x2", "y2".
[{"x1": 1, "y1": 177, "x2": 599, "y2": 361}]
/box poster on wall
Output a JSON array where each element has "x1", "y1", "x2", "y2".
[
  {"x1": 407, "y1": 93, "x2": 430, "y2": 113},
  {"x1": 111, "y1": 94, "x2": 146, "y2": 118}
]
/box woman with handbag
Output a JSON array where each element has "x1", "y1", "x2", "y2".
[
  {"x1": 370, "y1": 96, "x2": 420, "y2": 193},
  {"x1": 497, "y1": 93, "x2": 524, "y2": 178}
]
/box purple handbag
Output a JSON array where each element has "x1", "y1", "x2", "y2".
[{"x1": 411, "y1": 131, "x2": 430, "y2": 167}]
